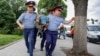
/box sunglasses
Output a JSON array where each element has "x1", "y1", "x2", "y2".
[
  {"x1": 58, "y1": 9, "x2": 62, "y2": 12},
  {"x1": 28, "y1": 6, "x2": 33, "y2": 8}
]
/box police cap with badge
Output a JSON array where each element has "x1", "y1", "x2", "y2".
[
  {"x1": 25, "y1": 1, "x2": 36, "y2": 5},
  {"x1": 53, "y1": 6, "x2": 63, "y2": 11}
]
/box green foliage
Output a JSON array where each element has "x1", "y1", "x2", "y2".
[
  {"x1": 8, "y1": 0, "x2": 26, "y2": 18},
  {"x1": 12, "y1": 27, "x2": 22, "y2": 35},
  {"x1": 0, "y1": 0, "x2": 16, "y2": 34},
  {"x1": 0, "y1": 0, "x2": 26, "y2": 35},
  {"x1": 37, "y1": 0, "x2": 67, "y2": 18},
  {"x1": 9, "y1": 0, "x2": 26, "y2": 35}
]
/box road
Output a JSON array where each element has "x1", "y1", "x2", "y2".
[{"x1": 0, "y1": 37, "x2": 100, "y2": 56}]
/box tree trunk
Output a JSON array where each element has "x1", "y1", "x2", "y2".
[
  {"x1": 72, "y1": 0, "x2": 89, "y2": 55},
  {"x1": 61, "y1": 0, "x2": 93, "y2": 55}
]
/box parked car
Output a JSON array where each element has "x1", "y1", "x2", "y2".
[
  {"x1": 87, "y1": 25, "x2": 100, "y2": 43},
  {"x1": 64, "y1": 24, "x2": 100, "y2": 43}
]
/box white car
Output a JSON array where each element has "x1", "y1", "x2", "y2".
[{"x1": 87, "y1": 25, "x2": 100, "y2": 43}]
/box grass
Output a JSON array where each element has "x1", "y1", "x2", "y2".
[{"x1": 0, "y1": 34, "x2": 22, "y2": 46}]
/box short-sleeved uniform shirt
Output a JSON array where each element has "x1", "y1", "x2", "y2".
[
  {"x1": 47, "y1": 14, "x2": 66, "y2": 31},
  {"x1": 17, "y1": 12, "x2": 37, "y2": 28}
]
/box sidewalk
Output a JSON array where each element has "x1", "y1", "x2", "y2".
[{"x1": 0, "y1": 37, "x2": 100, "y2": 56}]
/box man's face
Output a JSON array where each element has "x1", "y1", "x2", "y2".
[
  {"x1": 54, "y1": 9, "x2": 62, "y2": 16},
  {"x1": 26, "y1": 4, "x2": 34, "y2": 12}
]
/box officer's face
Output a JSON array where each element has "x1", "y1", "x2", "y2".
[
  {"x1": 27, "y1": 4, "x2": 34, "y2": 12},
  {"x1": 54, "y1": 9, "x2": 61, "y2": 16}
]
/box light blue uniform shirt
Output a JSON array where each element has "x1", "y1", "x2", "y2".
[
  {"x1": 18, "y1": 12, "x2": 37, "y2": 28},
  {"x1": 47, "y1": 14, "x2": 66, "y2": 31}
]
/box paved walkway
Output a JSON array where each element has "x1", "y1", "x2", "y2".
[{"x1": 0, "y1": 37, "x2": 100, "y2": 56}]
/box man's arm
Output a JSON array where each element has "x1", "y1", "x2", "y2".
[
  {"x1": 36, "y1": 18, "x2": 40, "y2": 23},
  {"x1": 64, "y1": 17, "x2": 75, "y2": 25},
  {"x1": 16, "y1": 20, "x2": 24, "y2": 30},
  {"x1": 35, "y1": 15, "x2": 41, "y2": 23},
  {"x1": 16, "y1": 13, "x2": 25, "y2": 30}
]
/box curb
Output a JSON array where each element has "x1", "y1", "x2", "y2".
[{"x1": 0, "y1": 39, "x2": 23, "y2": 50}]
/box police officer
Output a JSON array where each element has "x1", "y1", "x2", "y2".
[
  {"x1": 45, "y1": 6, "x2": 75, "y2": 56},
  {"x1": 16, "y1": 1, "x2": 37, "y2": 56},
  {"x1": 40, "y1": 9, "x2": 54, "y2": 51}
]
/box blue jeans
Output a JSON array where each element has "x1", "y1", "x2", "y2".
[
  {"x1": 33, "y1": 27, "x2": 38, "y2": 49},
  {"x1": 23, "y1": 28, "x2": 34, "y2": 56},
  {"x1": 45, "y1": 30, "x2": 58, "y2": 55}
]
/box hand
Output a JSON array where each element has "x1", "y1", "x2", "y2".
[
  {"x1": 72, "y1": 17, "x2": 75, "y2": 21},
  {"x1": 20, "y1": 25, "x2": 24, "y2": 30},
  {"x1": 44, "y1": 28, "x2": 47, "y2": 31},
  {"x1": 45, "y1": 24, "x2": 49, "y2": 26}
]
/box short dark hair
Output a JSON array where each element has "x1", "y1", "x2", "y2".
[{"x1": 33, "y1": 8, "x2": 35, "y2": 11}]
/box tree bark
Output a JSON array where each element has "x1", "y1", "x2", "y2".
[
  {"x1": 62, "y1": 0, "x2": 93, "y2": 56},
  {"x1": 72, "y1": 0, "x2": 88, "y2": 55}
]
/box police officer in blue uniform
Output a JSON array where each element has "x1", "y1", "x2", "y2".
[
  {"x1": 40, "y1": 9, "x2": 54, "y2": 51},
  {"x1": 16, "y1": 1, "x2": 37, "y2": 56},
  {"x1": 45, "y1": 6, "x2": 75, "y2": 56}
]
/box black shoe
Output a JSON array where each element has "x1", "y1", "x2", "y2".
[
  {"x1": 46, "y1": 52, "x2": 48, "y2": 56},
  {"x1": 58, "y1": 37, "x2": 60, "y2": 39},
  {"x1": 49, "y1": 54, "x2": 52, "y2": 56},
  {"x1": 40, "y1": 48, "x2": 43, "y2": 51},
  {"x1": 27, "y1": 50, "x2": 29, "y2": 53},
  {"x1": 30, "y1": 53, "x2": 33, "y2": 56},
  {"x1": 34, "y1": 47, "x2": 35, "y2": 49}
]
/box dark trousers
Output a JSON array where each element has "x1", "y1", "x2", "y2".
[
  {"x1": 40, "y1": 31, "x2": 46, "y2": 49},
  {"x1": 45, "y1": 30, "x2": 58, "y2": 55},
  {"x1": 33, "y1": 27, "x2": 38, "y2": 49},
  {"x1": 38, "y1": 30, "x2": 43, "y2": 38},
  {"x1": 23, "y1": 28, "x2": 34, "y2": 56},
  {"x1": 58, "y1": 31, "x2": 66, "y2": 39}
]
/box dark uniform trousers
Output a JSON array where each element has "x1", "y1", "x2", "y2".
[
  {"x1": 23, "y1": 28, "x2": 34, "y2": 56},
  {"x1": 45, "y1": 30, "x2": 58, "y2": 55}
]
